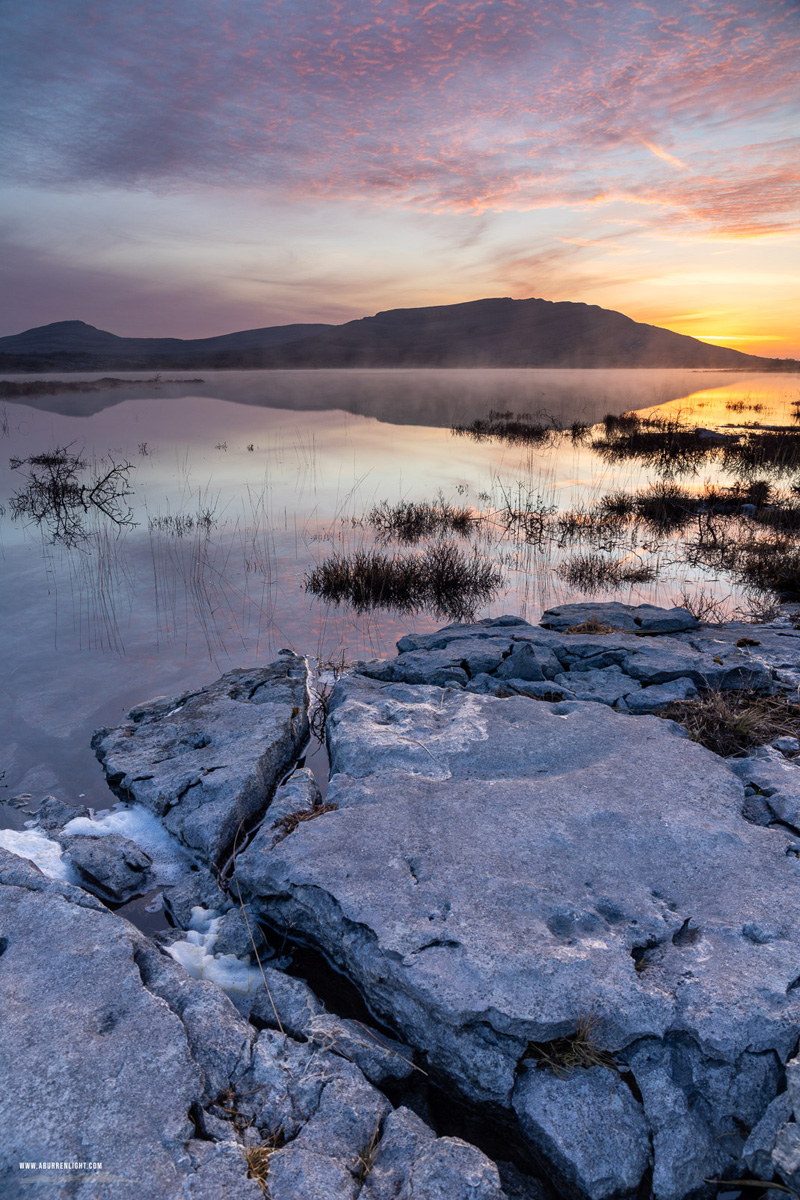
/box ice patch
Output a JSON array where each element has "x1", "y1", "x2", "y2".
[
  {"x1": 166, "y1": 905, "x2": 263, "y2": 997},
  {"x1": 61, "y1": 804, "x2": 193, "y2": 884},
  {"x1": 0, "y1": 828, "x2": 76, "y2": 882}
]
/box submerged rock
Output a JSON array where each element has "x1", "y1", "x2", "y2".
[
  {"x1": 91, "y1": 656, "x2": 309, "y2": 866},
  {"x1": 234, "y1": 666, "x2": 800, "y2": 1197}
]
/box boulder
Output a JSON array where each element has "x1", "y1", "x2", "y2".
[
  {"x1": 0, "y1": 848, "x2": 205, "y2": 1199},
  {"x1": 513, "y1": 1064, "x2": 650, "y2": 1200},
  {"x1": 623, "y1": 678, "x2": 698, "y2": 714},
  {"x1": 234, "y1": 674, "x2": 800, "y2": 1197},
  {"x1": 91, "y1": 656, "x2": 309, "y2": 866},
  {"x1": 552, "y1": 665, "x2": 641, "y2": 706}
]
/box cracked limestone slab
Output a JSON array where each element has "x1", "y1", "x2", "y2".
[
  {"x1": 0, "y1": 847, "x2": 508, "y2": 1200},
  {"x1": 91, "y1": 656, "x2": 309, "y2": 866},
  {"x1": 0, "y1": 848, "x2": 240, "y2": 1200},
  {"x1": 234, "y1": 675, "x2": 800, "y2": 1199}
]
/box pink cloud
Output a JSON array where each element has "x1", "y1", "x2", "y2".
[{"x1": 0, "y1": 0, "x2": 797, "y2": 236}]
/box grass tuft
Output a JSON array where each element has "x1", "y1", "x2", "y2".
[
  {"x1": 525, "y1": 1014, "x2": 618, "y2": 1078},
  {"x1": 557, "y1": 553, "x2": 656, "y2": 591},
  {"x1": 563, "y1": 617, "x2": 620, "y2": 635},
  {"x1": 657, "y1": 690, "x2": 800, "y2": 757},
  {"x1": 245, "y1": 1129, "x2": 285, "y2": 1196},
  {"x1": 366, "y1": 496, "x2": 478, "y2": 544},
  {"x1": 305, "y1": 543, "x2": 503, "y2": 622}
]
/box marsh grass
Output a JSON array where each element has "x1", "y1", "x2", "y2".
[
  {"x1": 366, "y1": 496, "x2": 478, "y2": 544},
  {"x1": 722, "y1": 430, "x2": 800, "y2": 478},
  {"x1": 557, "y1": 553, "x2": 657, "y2": 591},
  {"x1": 452, "y1": 409, "x2": 559, "y2": 446},
  {"x1": 148, "y1": 508, "x2": 217, "y2": 537},
  {"x1": 304, "y1": 543, "x2": 503, "y2": 621},
  {"x1": 592, "y1": 417, "x2": 716, "y2": 477},
  {"x1": 525, "y1": 1014, "x2": 618, "y2": 1078},
  {"x1": 0, "y1": 376, "x2": 203, "y2": 398},
  {"x1": 657, "y1": 690, "x2": 800, "y2": 757}
]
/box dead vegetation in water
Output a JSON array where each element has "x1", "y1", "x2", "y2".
[
  {"x1": 304, "y1": 543, "x2": 503, "y2": 622},
  {"x1": 657, "y1": 690, "x2": 800, "y2": 757},
  {"x1": 9, "y1": 443, "x2": 135, "y2": 545},
  {"x1": 524, "y1": 1014, "x2": 618, "y2": 1078}
]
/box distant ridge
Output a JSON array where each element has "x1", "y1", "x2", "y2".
[{"x1": 0, "y1": 299, "x2": 792, "y2": 371}]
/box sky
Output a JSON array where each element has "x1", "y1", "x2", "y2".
[{"x1": 0, "y1": 0, "x2": 798, "y2": 357}]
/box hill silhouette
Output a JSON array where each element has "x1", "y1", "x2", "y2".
[{"x1": 0, "y1": 299, "x2": 790, "y2": 371}]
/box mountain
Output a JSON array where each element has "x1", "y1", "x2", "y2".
[
  {"x1": 0, "y1": 300, "x2": 790, "y2": 371},
  {"x1": 0, "y1": 320, "x2": 333, "y2": 371}
]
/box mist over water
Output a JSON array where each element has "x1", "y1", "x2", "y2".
[
  {"x1": 3, "y1": 366, "x2": 749, "y2": 426},
  {"x1": 0, "y1": 367, "x2": 798, "y2": 819}
]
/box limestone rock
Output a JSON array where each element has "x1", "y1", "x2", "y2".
[
  {"x1": 540, "y1": 602, "x2": 698, "y2": 634},
  {"x1": 513, "y1": 1064, "x2": 650, "y2": 1200},
  {"x1": 248, "y1": 967, "x2": 326, "y2": 1037},
  {"x1": 622, "y1": 678, "x2": 698, "y2": 714},
  {"x1": 360, "y1": 1106, "x2": 506, "y2": 1200},
  {"x1": 61, "y1": 831, "x2": 152, "y2": 902},
  {"x1": 743, "y1": 1091, "x2": 793, "y2": 1179},
  {"x1": 91, "y1": 656, "x2": 309, "y2": 865},
  {"x1": 0, "y1": 849, "x2": 204, "y2": 1199},
  {"x1": 235, "y1": 673, "x2": 800, "y2": 1195},
  {"x1": 307, "y1": 1013, "x2": 416, "y2": 1085}
]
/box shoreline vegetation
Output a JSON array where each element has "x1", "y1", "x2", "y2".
[{"x1": 0, "y1": 375, "x2": 204, "y2": 397}]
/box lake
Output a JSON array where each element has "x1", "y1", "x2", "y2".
[{"x1": 1, "y1": 366, "x2": 798, "y2": 826}]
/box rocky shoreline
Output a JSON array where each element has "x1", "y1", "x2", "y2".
[{"x1": 4, "y1": 602, "x2": 800, "y2": 1198}]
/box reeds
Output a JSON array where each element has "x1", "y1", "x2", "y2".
[
  {"x1": 304, "y1": 543, "x2": 503, "y2": 622},
  {"x1": 452, "y1": 409, "x2": 559, "y2": 446},
  {"x1": 366, "y1": 497, "x2": 478, "y2": 544},
  {"x1": 557, "y1": 553, "x2": 656, "y2": 591}
]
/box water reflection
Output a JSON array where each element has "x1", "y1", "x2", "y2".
[
  {"x1": 1, "y1": 365, "x2": 761, "y2": 427},
  {"x1": 0, "y1": 367, "x2": 798, "y2": 810}
]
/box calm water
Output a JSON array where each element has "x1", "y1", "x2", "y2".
[{"x1": 1, "y1": 367, "x2": 798, "y2": 819}]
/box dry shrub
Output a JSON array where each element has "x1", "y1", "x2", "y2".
[{"x1": 657, "y1": 690, "x2": 800, "y2": 757}]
